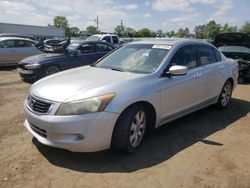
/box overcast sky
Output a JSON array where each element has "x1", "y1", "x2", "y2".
[{"x1": 0, "y1": 0, "x2": 249, "y2": 32}]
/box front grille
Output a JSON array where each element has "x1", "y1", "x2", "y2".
[
  {"x1": 30, "y1": 124, "x2": 47, "y2": 138},
  {"x1": 27, "y1": 95, "x2": 52, "y2": 114}
]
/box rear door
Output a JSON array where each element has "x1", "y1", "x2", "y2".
[
  {"x1": 15, "y1": 40, "x2": 41, "y2": 60},
  {"x1": 197, "y1": 45, "x2": 225, "y2": 101},
  {"x1": 0, "y1": 39, "x2": 17, "y2": 65}
]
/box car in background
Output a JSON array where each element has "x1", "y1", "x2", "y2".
[
  {"x1": 213, "y1": 32, "x2": 250, "y2": 82},
  {"x1": 0, "y1": 37, "x2": 43, "y2": 66},
  {"x1": 17, "y1": 40, "x2": 115, "y2": 80},
  {"x1": 43, "y1": 37, "x2": 67, "y2": 47},
  {"x1": 0, "y1": 33, "x2": 36, "y2": 40},
  {"x1": 23, "y1": 39, "x2": 238, "y2": 153},
  {"x1": 86, "y1": 34, "x2": 121, "y2": 46}
]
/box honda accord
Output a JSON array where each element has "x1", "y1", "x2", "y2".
[{"x1": 23, "y1": 39, "x2": 238, "y2": 153}]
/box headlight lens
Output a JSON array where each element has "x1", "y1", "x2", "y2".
[
  {"x1": 56, "y1": 93, "x2": 115, "y2": 116},
  {"x1": 25, "y1": 64, "x2": 41, "y2": 70}
]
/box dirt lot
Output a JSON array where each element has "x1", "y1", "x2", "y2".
[{"x1": 0, "y1": 68, "x2": 250, "y2": 188}]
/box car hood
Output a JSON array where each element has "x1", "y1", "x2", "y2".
[
  {"x1": 20, "y1": 53, "x2": 67, "y2": 64},
  {"x1": 30, "y1": 66, "x2": 138, "y2": 102}
]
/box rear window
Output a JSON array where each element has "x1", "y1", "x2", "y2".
[{"x1": 197, "y1": 45, "x2": 217, "y2": 65}]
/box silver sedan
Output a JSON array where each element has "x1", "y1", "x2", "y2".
[
  {"x1": 0, "y1": 37, "x2": 43, "y2": 66},
  {"x1": 23, "y1": 39, "x2": 238, "y2": 153}
]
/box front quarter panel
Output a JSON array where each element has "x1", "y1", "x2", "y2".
[{"x1": 104, "y1": 75, "x2": 161, "y2": 124}]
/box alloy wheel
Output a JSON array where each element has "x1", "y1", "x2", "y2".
[
  {"x1": 221, "y1": 81, "x2": 232, "y2": 106},
  {"x1": 129, "y1": 111, "x2": 146, "y2": 148}
]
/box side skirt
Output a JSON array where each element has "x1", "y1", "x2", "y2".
[{"x1": 156, "y1": 97, "x2": 218, "y2": 128}]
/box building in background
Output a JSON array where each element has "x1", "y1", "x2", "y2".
[{"x1": 0, "y1": 23, "x2": 65, "y2": 39}]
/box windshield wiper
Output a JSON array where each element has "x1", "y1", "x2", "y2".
[{"x1": 110, "y1": 68, "x2": 127, "y2": 72}]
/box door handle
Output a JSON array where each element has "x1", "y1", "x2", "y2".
[
  {"x1": 193, "y1": 72, "x2": 202, "y2": 78},
  {"x1": 219, "y1": 65, "x2": 225, "y2": 69}
]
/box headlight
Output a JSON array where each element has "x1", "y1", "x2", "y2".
[
  {"x1": 25, "y1": 64, "x2": 41, "y2": 70},
  {"x1": 56, "y1": 93, "x2": 116, "y2": 116}
]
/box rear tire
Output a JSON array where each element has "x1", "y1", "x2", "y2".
[
  {"x1": 216, "y1": 80, "x2": 233, "y2": 109},
  {"x1": 111, "y1": 104, "x2": 147, "y2": 153}
]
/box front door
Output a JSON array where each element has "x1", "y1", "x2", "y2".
[{"x1": 159, "y1": 44, "x2": 202, "y2": 122}]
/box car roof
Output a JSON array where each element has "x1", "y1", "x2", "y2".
[
  {"x1": 129, "y1": 38, "x2": 213, "y2": 47},
  {"x1": 92, "y1": 34, "x2": 118, "y2": 37},
  {"x1": 79, "y1": 40, "x2": 114, "y2": 46},
  {"x1": 0, "y1": 37, "x2": 35, "y2": 42}
]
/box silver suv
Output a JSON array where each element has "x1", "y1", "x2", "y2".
[{"x1": 24, "y1": 39, "x2": 238, "y2": 153}]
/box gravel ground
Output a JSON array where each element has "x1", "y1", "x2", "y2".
[{"x1": 0, "y1": 68, "x2": 250, "y2": 188}]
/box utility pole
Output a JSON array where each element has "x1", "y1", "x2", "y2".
[
  {"x1": 95, "y1": 15, "x2": 99, "y2": 30},
  {"x1": 121, "y1": 20, "x2": 124, "y2": 37},
  {"x1": 121, "y1": 20, "x2": 123, "y2": 28}
]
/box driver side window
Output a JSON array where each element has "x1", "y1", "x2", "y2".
[
  {"x1": 78, "y1": 43, "x2": 92, "y2": 54},
  {"x1": 169, "y1": 45, "x2": 198, "y2": 69}
]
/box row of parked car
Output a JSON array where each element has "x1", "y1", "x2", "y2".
[
  {"x1": 0, "y1": 32, "x2": 249, "y2": 83},
  {"x1": 0, "y1": 34, "x2": 119, "y2": 80}
]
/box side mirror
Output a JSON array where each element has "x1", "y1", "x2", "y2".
[
  {"x1": 163, "y1": 65, "x2": 188, "y2": 77},
  {"x1": 74, "y1": 50, "x2": 81, "y2": 56}
]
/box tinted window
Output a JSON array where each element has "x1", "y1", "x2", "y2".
[
  {"x1": 198, "y1": 45, "x2": 216, "y2": 65},
  {"x1": 169, "y1": 45, "x2": 197, "y2": 69},
  {"x1": 102, "y1": 36, "x2": 111, "y2": 43},
  {"x1": 214, "y1": 48, "x2": 221, "y2": 62},
  {"x1": 96, "y1": 43, "x2": 113, "y2": 52},
  {"x1": 112, "y1": 36, "x2": 118, "y2": 44},
  {"x1": 0, "y1": 41, "x2": 4, "y2": 48},
  {"x1": 77, "y1": 43, "x2": 92, "y2": 54},
  {"x1": 16, "y1": 40, "x2": 33, "y2": 47},
  {"x1": 0, "y1": 40, "x2": 15, "y2": 48}
]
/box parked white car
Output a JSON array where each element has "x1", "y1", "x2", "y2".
[
  {"x1": 86, "y1": 34, "x2": 120, "y2": 45},
  {"x1": 0, "y1": 37, "x2": 43, "y2": 66},
  {"x1": 24, "y1": 39, "x2": 238, "y2": 153}
]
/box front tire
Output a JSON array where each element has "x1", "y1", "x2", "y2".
[
  {"x1": 43, "y1": 65, "x2": 60, "y2": 77},
  {"x1": 111, "y1": 104, "x2": 147, "y2": 153},
  {"x1": 216, "y1": 80, "x2": 233, "y2": 109}
]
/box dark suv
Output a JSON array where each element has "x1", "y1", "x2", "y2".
[{"x1": 213, "y1": 32, "x2": 250, "y2": 82}]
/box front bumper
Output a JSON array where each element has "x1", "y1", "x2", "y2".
[{"x1": 24, "y1": 106, "x2": 119, "y2": 152}]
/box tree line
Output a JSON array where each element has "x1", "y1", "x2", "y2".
[{"x1": 50, "y1": 16, "x2": 250, "y2": 39}]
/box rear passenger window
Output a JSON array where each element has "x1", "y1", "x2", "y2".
[
  {"x1": 102, "y1": 36, "x2": 111, "y2": 43},
  {"x1": 198, "y1": 45, "x2": 216, "y2": 65},
  {"x1": 112, "y1": 36, "x2": 118, "y2": 44},
  {"x1": 1, "y1": 40, "x2": 15, "y2": 48},
  {"x1": 214, "y1": 48, "x2": 222, "y2": 62},
  {"x1": 169, "y1": 45, "x2": 197, "y2": 69}
]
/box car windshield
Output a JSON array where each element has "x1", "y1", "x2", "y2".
[
  {"x1": 218, "y1": 46, "x2": 250, "y2": 54},
  {"x1": 95, "y1": 44, "x2": 171, "y2": 74},
  {"x1": 86, "y1": 36, "x2": 100, "y2": 41},
  {"x1": 65, "y1": 42, "x2": 80, "y2": 53}
]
